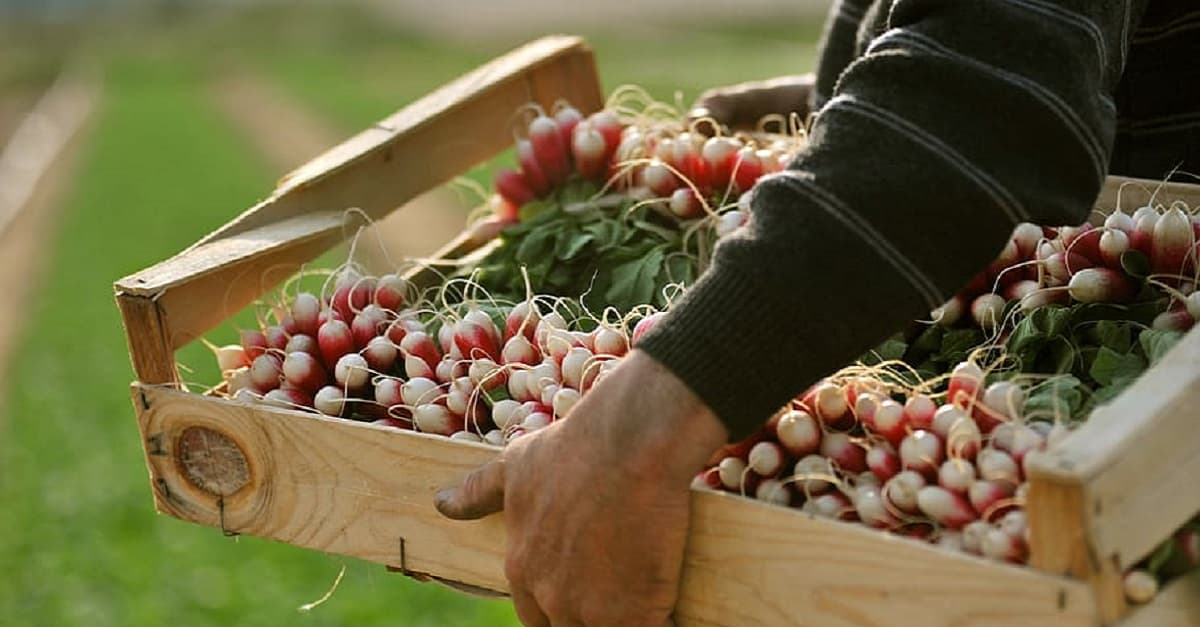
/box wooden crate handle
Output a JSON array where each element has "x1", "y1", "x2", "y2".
[{"x1": 113, "y1": 35, "x2": 604, "y2": 384}]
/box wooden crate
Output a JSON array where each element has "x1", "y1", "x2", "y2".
[{"x1": 114, "y1": 36, "x2": 1200, "y2": 627}]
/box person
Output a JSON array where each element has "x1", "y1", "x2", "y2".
[{"x1": 434, "y1": 1, "x2": 1199, "y2": 625}]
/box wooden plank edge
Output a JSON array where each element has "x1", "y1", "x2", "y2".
[
  {"x1": 135, "y1": 384, "x2": 1096, "y2": 626},
  {"x1": 116, "y1": 292, "x2": 177, "y2": 385},
  {"x1": 1095, "y1": 176, "x2": 1200, "y2": 215}
]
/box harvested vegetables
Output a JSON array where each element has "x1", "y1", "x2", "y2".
[{"x1": 197, "y1": 89, "x2": 1200, "y2": 608}]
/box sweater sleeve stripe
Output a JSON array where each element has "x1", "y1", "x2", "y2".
[
  {"x1": 822, "y1": 94, "x2": 1029, "y2": 223},
  {"x1": 1004, "y1": 0, "x2": 1108, "y2": 69},
  {"x1": 868, "y1": 28, "x2": 1109, "y2": 182},
  {"x1": 767, "y1": 172, "x2": 945, "y2": 308}
]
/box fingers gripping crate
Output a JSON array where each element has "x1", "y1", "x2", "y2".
[{"x1": 114, "y1": 36, "x2": 1200, "y2": 627}]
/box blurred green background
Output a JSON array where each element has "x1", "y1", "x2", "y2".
[{"x1": 0, "y1": 2, "x2": 823, "y2": 625}]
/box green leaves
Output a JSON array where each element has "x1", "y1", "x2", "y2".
[{"x1": 466, "y1": 184, "x2": 703, "y2": 312}]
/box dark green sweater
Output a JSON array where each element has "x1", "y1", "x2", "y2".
[{"x1": 640, "y1": 0, "x2": 1200, "y2": 438}]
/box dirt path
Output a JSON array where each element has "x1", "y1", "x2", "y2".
[
  {"x1": 209, "y1": 69, "x2": 467, "y2": 274},
  {"x1": 0, "y1": 72, "x2": 100, "y2": 403}
]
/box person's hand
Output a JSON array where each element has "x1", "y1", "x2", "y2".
[
  {"x1": 690, "y1": 74, "x2": 815, "y2": 131},
  {"x1": 435, "y1": 350, "x2": 728, "y2": 626}
]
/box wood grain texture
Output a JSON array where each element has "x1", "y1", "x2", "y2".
[
  {"x1": 116, "y1": 294, "x2": 176, "y2": 385},
  {"x1": 135, "y1": 384, "x2": 1097, "y2": 627},
  {"x1": 1121, "y1": 569, "x2": 1200, "y2": 627}
]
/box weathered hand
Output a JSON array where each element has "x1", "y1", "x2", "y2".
[
  {"x1": 435, "y1": 350, "x2": 728, "y2": 627},
  {"x1": 690, "y1": 73, "x2": 815, "y2": 131}
]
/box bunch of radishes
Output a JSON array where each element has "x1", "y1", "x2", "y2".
[
  {"x1": 695, "y1": 361, "x2": 1051, "y2": 564},
  {"x1": 934, "y1": 205, "x2": 1200, "y2": 334},
  {"x1": 212, "y1": 268, "x2": 661, "y2": 445},
  {"x1": 486, "y1": 95, "x2": 803, "y2": 228}
]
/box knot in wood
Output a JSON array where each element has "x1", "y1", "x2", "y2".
[{"x1": 177, "y1": 426, "x2": 250, "y2": 496}]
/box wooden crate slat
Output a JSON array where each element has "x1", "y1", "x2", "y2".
[
  {"x1": 1120, "y1": 569, "x2": 1200, "y2": 627},
  {"x1": 134, "y1": 384, "x2": 1097, "y2": 627},
  {"x1": 1092, "y1": 176, "x2": 1200, "y2": 213}
]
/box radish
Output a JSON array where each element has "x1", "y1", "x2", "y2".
[
  {"x1": 854, "y1": 486, "x2": 898, "y2": 528},
  {"x1": 209, "y1": 342, "x2": 250, "y2": 372},
  {"x1": 240, "y1": 329, "x2": 268, "y2": 360},
  {"x1": 375, "y1": 377, "x2": 403, "y2": 409},
  {"x1": 363, "y1": 335, "x2": 398, "y2": 372},
  {"x1": 413, "y1": 403, "x2": 462, "y2": 436},
  {"x1": 692, "y1": 468, "x2": 723, "y2": 491},
  {"x1": 718, "y1": 457, "x2": 749, "y2": 491},
  {"x1": 631, "y1": 312, "x2": 664, "y2": 346},
  {"x1": 373, "y1": 274, "x2": 408, "y2": 312},
  {"x1": 977, "y1": 448, "x2": 1021, "y2": 485},
  {"x1": 970, "y1": 293, "x2": 1006, "y2": 331},
  {"x1": 715, "y1": 210, "x2": 747, "y2": 238},
  {"x1": 263, "y1": 387, "x2": 313, "y2": 409},
  {"x1": 1068, "y1": 267, "x2": 1137, "y2": 303},
  {"x1": 434, "y1": 356, "x2": 462, "y2": 384},
  {"x1": 938, "y1": 459, "x2": 977, "y2": 494},
  {"x1": 521, "y1": 410, "x2": 553, "y2": 431},
  {"x1": 483, "y1": 429, "x2": 505, "y2": 447},
  {"x1": 1123, "y1": 570, "x2": 1158, "y2": 604},
  {"x1": 642, "y1": 160, "x2": 679, "y2": 197},
  {"x1": 249, "y1": 353, "x2": 283, "y2": 391},
  {"x1": 501, "y1": 334, "x2": 539, "y2": 366},
  {"x1": 999, "y1": 509, "x2": 1028, "y2": 539},
  {"x1": 526, "y1": 360, "x2": 561, "y2": 400},
  {"x1": 900, "y1": 430, "x2": 944, "y2": 479},
  {"x1": 755, "y1": 478, "x2": 792, "y2": 506},
  {"x1": 1099, "y1": 229, "x2": 1130, "y2": 267},
  {"x1": 931, "y1": 404, "x2": 970, "y2": 439},
  {"x1": 587, "y1": 110, "x2": 622, "y2": 162},
  {"x1": 264, "y1": 325, "x2": 289, "y2": 351},
  {"x1": 571, "y1": 121, "x2": 609, "y2": 180},
  {"x1": 904, "y1": 395, "x2": 936, "y2": 431},
  {"x1": 854, "y1": 470, "x2": 882, "y2": 488},
  {"x1": 468, "y1": 358, "x2": 505, "y2": 390},
  {"x1": 491, "y1": 399, "x2": 522, "y2": 430},
  {"x1": 507, "y1": 369, "x2": 533, "y2": 402},
  {"x1": 917, "y1": 486, "x2": 978, "y2": 529},
  {"x1": 945, "y1": 414, "x2": 983, "y2": 460},
  {"x1": 350, "y1": 308, "x2": 385, "y2": 350},
  {"x1": 552, "y1": 387, "x2": 581, "y2": 418},
  {"x1": 803, "y1": 492, "x2": 854, "y2": 520},
  {"x1": 811, "y1": 381, "x2": 851, "y2": 428},
  {"x1": 792, "y1": 454, "x2": 837, "y2": 496},
  {"x1": 404, "y1": 354, "x2": 435, "y2": 380},
  {"x1": 982, "y1": 528, "x2": 1027, "y2": 563},
  {"x1": 560, "y1": 346, "x2": 593, "y2": 390},
  {"x1": 1012, "y1": 222, "x2": 1045, "y2": 258},
  {"x1": 731, "y1": 147, "x2": 764, "y2": 192},
  {"x1": 962, "y1": 520, "x2": 992, "y2": 555},
  {"x1": 1003, "y1": 279, "x2": 1040, "y2": 302},
  {"x1": 947, "y1": 361, "x2": 984, "y2": 408},
  {"x1": 445, "y1": 377, "x2": 473, "y2": 417},
  {"x1": 931, "y1": 296, "x2": 965, "y2": 327},
  {"x1": 865, "y1": 399, "x2": 906, "y2": 447},
  {"x1": 820, "y1": 432, "x2": 867, "y2": 473},
  {"x1": 775, "y1": 409, "x2": 821, "y2": 456},
  {"x1": 333, "y1": 353, "x2": 370, "y2": 392},
  {"x1": 538, "y1": 383, "x2": 559, "y2": 408},
  {"x1": 291, "y1": 292, "x2": 322, "y2": 336},
  {"x1": 401, "y1": 377, "x2": 441, "y2": 407},
  {"x1": 226, "y1": 367, "x2": 251, "y2": 395},
  {"x1": 313, "y1": 385, "x2": 346, "y2": 417},
  {"x1": 505, "y1": 301, "x2": 540, "y2": 343},
  {"x1": 1062, "y1": 224, "x2": 1104, "y2": 265},
  {"x1": 515, "y1": 139, "x2": 550, "y2": 196},
  {"x1": 385, "y1": 317, "x2": 422, "y2": 345},
  {"x1": 936, "y1": 531, "x2": 965, "y2": 553},
  {"x1": 400, "y1": 331, "x2": 440, "y2": 372},
  {"x1": 701, "y1": 136, "x2": 739, "y2": 191},
  {"x1": 450, "y1": 431, "x2": 483, "y2": 443},
  {"x1": 882, "y1": 470, "x2": 926, "y2": 514},
  {"x1": 982, "y1": 381, "x2": 1025, "y2": 421},
  {"x1": 330, "y1": 274, "x2": 373, "y2": 322},
  {"x1": 853, "y1": 393, "x2": 878, "y2": 429},
  {"x1": 1154, "y1": 308, "x2": 1196, "y2": 331},
  {"x1": 995, "y1": 424, "x2": 1044, "y2": 465},
  {"x1": 317, "y1": 319, "x2": 355, "y2": 368},
  {"x1": 969, "y1": 478, "x2": 1017, "y2": 516},
  {"x1": 668, "y1": 188, "x2": 703, "y2": 219},
  {"x1": 1151, "y1": 207, "x2": 1195, "y2": 274},
  {"x1": 372, "y1": 417, "x2": 409, "y2": 430},
  {"x1": 866, "y1": 444, "x2": 901, "y2": 482},
  {"x1": 1131, "y1": 211, "x2": 1158, "y2": 256},
  {"x1": 748, "y1": 441, "x2": 786, "y2": 476},
  {"x1": 454, "y1": 320, "x2": 500, "y2": 362},
  {"x1": 282, "y1": 351, "x2": 326, "y2": 393},
  {"x1": 553, "y1": 105, "x2": 583, "y2": 149},
  {"x1": 592, "y1": 326, "x2": 628, "y2": 357},
  {"x1": 1104, "y1": 211, "x2": 1135, "y2": 234},
  {"x1": 535, "y1": 314, "x2": 569, "y2": 353},
  {"x1": 284, "y1": 333, "x2": 319, "y2": 358}
]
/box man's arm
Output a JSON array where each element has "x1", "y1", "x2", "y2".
[{"x1": 640, "y1": 0, "x2": 1147, "y2": 437}]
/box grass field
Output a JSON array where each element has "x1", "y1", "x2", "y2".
[{"x1": 0, "y1": 7, "x2": 820, "y2": 626}]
